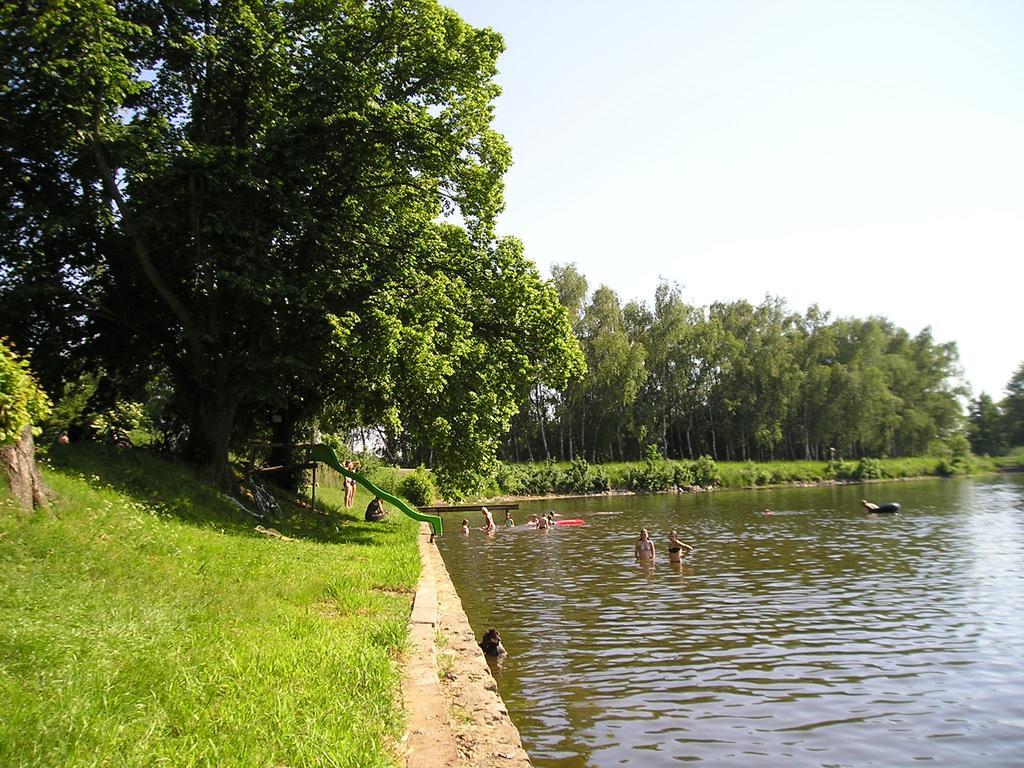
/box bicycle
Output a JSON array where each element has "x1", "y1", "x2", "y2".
[{"x1": 238, "y1": 469, "x2": 283, "y2": 522}]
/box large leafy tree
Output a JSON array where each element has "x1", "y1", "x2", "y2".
[{"x1": 1, "y1": 0, "x2": 582, "y2": 492}]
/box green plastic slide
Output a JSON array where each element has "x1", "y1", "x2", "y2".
[{"x1": 310, "y1": 444, "x2": 443, "y2": 536}]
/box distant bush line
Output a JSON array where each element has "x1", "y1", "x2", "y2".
[
  {"x1": 286, "y1": 444, "x2": 1024, "y2": 505},
  {"x1": 475, "y1": 451, "x2": 1016, "y2": 499}
]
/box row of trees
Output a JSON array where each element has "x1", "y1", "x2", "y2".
[{"x1": 494, "y1": 266, "x2": 1010, "y2": 464}]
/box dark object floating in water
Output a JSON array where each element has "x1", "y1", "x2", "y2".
[
  {"x1": 480, "y1": 628, "x2": 508, "y2": 657},
  {"x1": 863, "y1": 499, "x2": 900, "y2": 514}
]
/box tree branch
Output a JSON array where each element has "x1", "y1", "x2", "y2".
[{"x1": 90, "y1": 117, "x2": 203, "y2": 364}]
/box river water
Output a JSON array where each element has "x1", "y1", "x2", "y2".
[{"x1": 435, "y1": 476, "x2": 1024, "y2": 767}]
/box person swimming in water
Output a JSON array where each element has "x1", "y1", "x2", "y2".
[
  {"x1": 461, "y1": 518, "x2": 470, "y2": 535},
  {"x1": 666, "y1": 529, "x2": 694, "y2": 564},
  {"x1": 634, "y1": 528, "x2": 656, "y2": 562}
]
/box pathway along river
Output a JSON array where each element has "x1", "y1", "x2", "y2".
[{"x1": 436, "y1": 477, "x2": 1024, "y2": 767}]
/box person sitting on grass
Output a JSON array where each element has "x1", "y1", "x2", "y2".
[{"x1": 365, "y1": 497, "x2": 387, "y2": 522}]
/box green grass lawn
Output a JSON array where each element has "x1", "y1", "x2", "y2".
[{"x1": 0, "y1": 444, "x2": 420, "y2": 768}]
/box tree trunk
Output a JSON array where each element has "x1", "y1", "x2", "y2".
[
  {"x1": 185, "y1": 390, "x2": 239, "y2": 490},
  {"x1": 535, "y1": 385, "x2": 550, "y2": 460},
  {"x1": 1, "y1": 427, "x2": 53, "y2": 510},
  {"x1": 268, "y1": 407, "x2": 303, "y2": 492}
]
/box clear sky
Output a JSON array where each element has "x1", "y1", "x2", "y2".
[{"x1": 443, "y1": 0, "x2": 1023, "y2": 398}]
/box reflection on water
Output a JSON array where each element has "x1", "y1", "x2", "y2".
[{"x1": 436, "y1": 477, "x2": 1024, "y2": 766}]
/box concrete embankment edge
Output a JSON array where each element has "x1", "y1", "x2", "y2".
[{"x1": 402, "y1": 525, "x2": 533, "y2": 768}]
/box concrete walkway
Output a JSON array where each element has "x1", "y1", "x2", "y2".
[{"x1": 401, "y1": 525, "x2": 532, "y2": 768}]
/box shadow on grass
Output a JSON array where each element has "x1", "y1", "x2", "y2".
[{"x1": 43, "y1": 442, "x2": 392, "y2": 546}]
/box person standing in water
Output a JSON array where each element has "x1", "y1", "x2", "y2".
[
  {"x1": 666, "y1": 530, "x2": 694, "y2": 564},
  {"x1": 461, "y1": 518, "x2": 470, "y2": 536},
  {"x1": 634, "y1": 528, "x2": 656, "y2": 562},
  {"x1": 503, "y1": 510, "x2": 515, "y2": 527},
  {"x1": 480, "y1": 506, "x2": 496, "y2": 533}
]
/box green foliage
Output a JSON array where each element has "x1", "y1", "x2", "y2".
[
  {"x1": 493, "y1": 461, "x2": 528, "y2": 497},
  {"x1": 40, "y1": 373, "x2": 98, "y2": 440},
  {"x1": 853, "y1": 457, "x2": 885, "y2": 480},
  {"x1": 398, "y1": 466, "x2": 435, "y2": 507},
  {"x1": 501, "y1": 285, "x2": 969, "y2": 467},
  {"x1": 672, "y1": 461, "x2": 694, "y2": 488},
  {"x1": 560, "y1": 456, "x2": 595, "y2": 495},
  {"x1": 590, "y1": 464, "x2": 611, "y2": 492},
  {"x1": 1002, "y1": 361, "x2": 1024, "y2": 448},
  {"x1": 90, "y1": 401, "x2": 148, "y2": 441},
  {"x1": 0, "y1": 340, "x2": 51, "y2": 445},
  {"x1": 1, "y1": 0, "x2": 583, "y2": 494},
  {"x1": 364, "y1": 466, "x2": 401, "y2": 498},
  {"x1": 967, "y1": 393, "x2": 1007, "y2": 456},
  {"x1": 932, "y1": 433, "x2": 974, "y2": 477},
  {"x1": 624, "y1": 447, "x2": 673, "y2": 493},
  {"x1": 692, "y1": 455, "x2": 721, "y2": 487},
  {"x1": 736, "y1": 461, "x2": 774, "y2": 487},
  {"x1": 523, "y1": 460, "x2": 562, "y2": 496}
]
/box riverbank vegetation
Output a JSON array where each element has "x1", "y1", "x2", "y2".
[
  {"x1": 475, "y1": 443, "x2": 1020, "y2": 500},
  {"x1": 0, "y1": 443, "x2": 420, "y2": 767}
]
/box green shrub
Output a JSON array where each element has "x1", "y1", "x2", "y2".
[
  {"x1": 364, "y1": 465, "x2": 400, "y2": 496},
  {"x1": 853, "y1": 457, "x2": 884, "y2": 480},
  {"x1": 0, "y1": 339, "x2": 51, "y2": 444},
  {"x1": 692, "y1": 455, "x2": 720, "y2": 487},
  {"x1": 41, "y1": 373, "x2": 97, "y2": 441},
  {"x1": 90, "y1": 400, "x2": 148, "y2": 441},
  {"x1": 591, "y1": 464, "x2": 611, "y2": 492},
  {"x1": 672, "y1": 461, "x2": 694, "y2": 488},
  {"x1": 523, "y1": 460, "x2": 561, "y2": 495},
  {"x1": 494, "y1": 461, "x2": 528, "y2": 496},
  {"x1": 398, "y1": 466, "x2": 435, "y2": 506},
  {"x1": 560, "y1": 456, "x2": 594, "y2": 495},
  {"x1": 625, "y1": 449, "x2": 673, "y2": 494}
]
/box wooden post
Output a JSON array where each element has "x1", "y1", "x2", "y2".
[{"x1": 311, "y1": 462, "x2": 317, "y2": 513}]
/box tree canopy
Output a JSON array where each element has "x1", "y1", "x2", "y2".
[
  {"x1": 504, "y1": 272, "x2": 974, "y2": 464},
  {"x1": 1, "y1": 0, "x2": 583, "y2": 494}
]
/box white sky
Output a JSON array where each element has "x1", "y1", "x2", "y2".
[{"x1": 444, "y1": 0, "x2": 1023, "y2": 398}]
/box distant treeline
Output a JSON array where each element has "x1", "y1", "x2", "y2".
[{"x1": 479, "y1": 266, "x2": 1020, "y2": 464}]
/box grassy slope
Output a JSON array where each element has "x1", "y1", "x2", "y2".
[{"x1": 0, "y1": 444, "x2": 420, "y2": 768}]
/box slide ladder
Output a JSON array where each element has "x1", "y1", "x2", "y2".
[{"x1": 310, "y1": 444, "x2": 442, "y2": 536}]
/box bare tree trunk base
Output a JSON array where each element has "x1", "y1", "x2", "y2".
[{"x1": 1, "y1": 427, "x2": 53, "y2": 510}]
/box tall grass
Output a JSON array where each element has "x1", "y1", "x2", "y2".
[{"x1": 0, "y1": 444, "x2": 420, "y2": 768}]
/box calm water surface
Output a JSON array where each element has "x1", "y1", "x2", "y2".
[{"x1": 436, "y1": 477, "x2": 1024, "y2": 767}]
